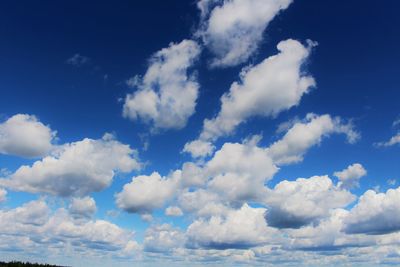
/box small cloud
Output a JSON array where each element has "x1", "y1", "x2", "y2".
[
  {"x1": 66, "y1": 53, "x2": 91, "y2": 67},
  {"x1": 387, "y1": 179, "x2": 397, "y2": 186},
  {"x1": 393, "y1": 117, "x2": 400, "y2": 128}
]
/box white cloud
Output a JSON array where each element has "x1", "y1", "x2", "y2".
[
  {"x1": 0, "y1": 114, "x2": 56, "y2": 158},
  {"x1": 198, "y1": 0, "x2": 292, "y2": 67},
  {"x1": 144, "y1": 224, "x2": 184, "y2": 253},
  {"x1": 66, "y1": 53, "x2": 90, "y2": 66},
  {"x1": 206, "y1": 140, "x2": 277, "y2": 202},
  {"x1": 182, "y1": 140, "x2": 215, "y2": 158},
  {"x1": 334, "y1": 163, "x2": 367, "y2": 190},
  {"x1": 69, "y1": 197, "x2": 97, "y2": 219},
  {"x1": 199, "y1": 39, "x2": 316, "y2": 141},
  {"x1": 180, "y1": 162, "x2": 207, "y2": 188},
  {"x1": 266, "y1": 114, "x2": 360, "y2": 165},
  {"x1": 178, "y1": 189, "x2": 227, "y2": 217},
  {"x1": 375, "y1": 133, "x2": 400, "y2": 147},
  {"x1": 284, "y1": 208, "x2": 374, "y2": 251},
  {"x1": 0, "y1": 200, "x2": 139, "y2": 256},
  {"x1": 165, "y1": 206, "x2": 183, "y2": 217},
  {"x1": 123, "y1": 40, "x2": 201, "y2": 130},
  {"x1": 186, "y1": 204, "x2": 274, "y2": 249},
  {"x1": 264, "y1": 175, "x2": 355, "y2": 229},
  {"x1": 0, "y1": 134, "x2": 140, "y2": 197},
  {"x1": 116, "y1": 171, "x2": 180, "y2": 214},
  {"x1": 344, "y1": 187, "x2": 400, "y2": 235},
  {"x1": 0, "y1": 188, "x2": 6, "y2": 202}
]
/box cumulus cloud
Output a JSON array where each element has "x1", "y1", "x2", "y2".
[
  {"x1": 0, "y1": 134, "x2": 140, "y2": 197},
  {"x1": 265, "y1": 176, "x2": 355, "y2": 229},
  {"x1": 182, "y1": 140, "x2": 215, "y2": 158},
  {"x1": 186, "y1": 204, "x2": 274, "y2": 249},
  {"x1": 116, "y1": 171, "x2": 180, "y2": 214},
  {"x1": 165, "y1": 206, "x2": 183, "y2": 217},
  {"x1": 334, "y1": 163, "x2": 367, "y2": 190},
  {"x1": 69, "y1": 197, "x2": 97, "y2": 219},
  {"x1": 266, "y1": 114, "x2": 360, "y2": 165},
  {"x1": 206, "y1": 140, "x2": 277, "y2": 203},
  {"x1": 123, "y1": 40, "x2": 201, "y2": 130},
  {"x1": 178, "y1": 189, "x2": 227, "y2": 217},
  {"x1": 198, "y1": 39, "x2": 316, "y2": 143},
  {"x1": 0, "y1": 188, "x2": 6, "y2": 202},
  {"x1": 198, "y1": 0, "x2": 292, "y2": 67},
  {"x1": 0, "y1": 200, "x2": 139, "y2": 256},
  {"x1": 144, "y1": 224, "x2": 184, "y2": 253},
  {"x1": 0, "y1": 114, "x2": 56, "y2": 158},
  {"x1": 180, "y1": 162, "x2": 207, "y2": 188},
  {"x1": 344, "y1": 187, "x2": 400, "y2": 235},
  {"x1": 283, "y1": 208, "x2": 375, "y2": 251}
]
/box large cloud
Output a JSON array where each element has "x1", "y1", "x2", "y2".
[
  {"x1": 343, "y1": 187, "x2": 400, "y2": 235},
  {"x1": 198, "y1": 0, "x2": 292, "y2": 67},
  {"x1": 206, "y1": 139, "x2": 277, "y2": 203},
  {"x1": 334, "y1": 163, "x2": 367, "y2": 190},
  {"x1": 266, "y1": 114, "x2": 360, "y2": 165},
  {"x1": 123, "y1": 40, "x2": 201, "y2": 131},
  {"x1": 0, "y1": 114, "x2": 56, "y2": 158},
  {"x1": 186, "y1": 204, "x2": 275, "y2": 249},
  {"x1": 265, "y1": 176, "x2": 355, "y2": 229},
  {"x1": 0, "y1": 134, "x2": 141, "y2": 197},
  {"x1": 184, "y1": 39, "x2": 316, "y2": 154},
  {"x1": 0, "y1": 200, "x2": 139, "y2": 256}
]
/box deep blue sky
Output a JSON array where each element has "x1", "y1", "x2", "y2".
[
  {"x1": 0, "y1": 1, "x2": 399, "y2": 266},
  {"x1": 1, "y1": 0, "x2": 399, "y2": 182}
]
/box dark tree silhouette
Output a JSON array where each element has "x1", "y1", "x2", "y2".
[{"x1": 0, "y1": 261, "x2": 69, "y2": 267}]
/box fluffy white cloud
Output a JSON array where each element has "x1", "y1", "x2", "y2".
[
  {"x1": 198, "y1": 0, "x2": 292, "y2": 67},
  {"x1": 0, "y1": 188, "x2": 6, "y2": 202},
  {"x1": 186, "y1": 204, "x2": 274, "y2": 249},
  {"x1": 375, "y1": 133, "x2": 400, "y2": 147},
  {"x1": 178, "y1": 189, "x2": 227, "y2": 217},
  {"x1": 180, "y1": 162, "x2": 207, "y2": 188},
  {"x1": 123, "y1": 40, "x2": 201, "y2": 130},
  {"x1": 165, "y1": 206, "x2": 183, "y2": 217},
  {"x1": 199, "y1": 39, "x2": 316, "y2": 141},
  {"x1": 116, "y1": 171, "x2": 180, "y2": 214},
  {"x1": 0, "y1": 200, "x2": 139, "y2": 256},
  {"x1": 206, "y1": 140, "x2": 277, "y2": 202},
  {"x1": 0, "y1": 114, "x2": 56, "y2": 158},
  {"x1": 283, "y1": 208, "x2": 375, "y2": 251},
  {"x1": 0, "y1": 134, "x2": 140, "y2": 196},
  {"x1": 69, "y1": 197, "x2": 97, "y2": 219},
  {"x1": 182, "y1": 140, "x2": 215, "y2": 158},
  {"x1": 334, "y1": 163, "x2": 367, "y2": 190},
  {"x1": 144, "y1": 224, "x2": 184, "y2": 253},
  {"x1": 266, "y1": 114, "x2": 360, "y2": 165},
  {"x1": 265, "y1": 176, "x2": 355, "y2": 229},
  {"x1": 344, "y1": 187, "x2": 400, "y2": 235}
]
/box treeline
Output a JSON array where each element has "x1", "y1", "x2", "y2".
[{"x1": 0, "y1": 261, "x2": 68, "y2": 267}]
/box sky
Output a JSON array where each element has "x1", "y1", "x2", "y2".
[{"x1": 0, "y1": 0, "x2": 400, "y2": 266}]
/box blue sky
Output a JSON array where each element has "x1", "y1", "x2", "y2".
[{"x1": 0, "y1": 0, "x2": 400, "y2": 266}]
